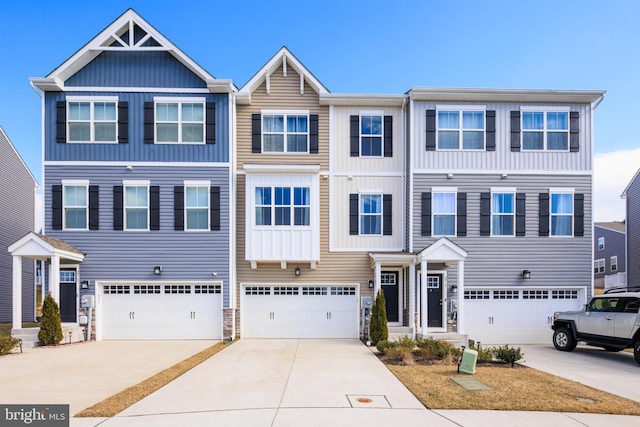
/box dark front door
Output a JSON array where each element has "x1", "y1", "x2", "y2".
[
  {"x1": 427, "y1": 274, "x2": 443, "y2": 327},
  {"x1": 60, "y1": 269, "x2": 77, "y2": 323},
  {"x1": 381, "y1": 271, "x2": 399, "y2": 323}
]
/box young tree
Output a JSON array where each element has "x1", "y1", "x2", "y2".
[
  {"x1": 369, "y1": 289, "x2": 388, "y2": 344},
  {"x1": 38, "y1": 292, "x2": 63, "y2": 345}
]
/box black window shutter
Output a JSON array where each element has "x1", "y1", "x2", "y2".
[
  {"x1": 516, "y1": 193, "x2": 526, "y2": 237},
  {"x1": 113, "y1": 186, "x2": 123, "y2": 230},
  {"x1": 383, "y1": 194, "x2": 392, "y2": 235},
  {"x1": 144, "y1": 102, "x2": 154, "y2": 144},
  {"x1": 574, "y1": 193, "x2": 584, "y2": 236},
  {"x1": 421, "y1": 192, "x2": 432, "y2": 236},
  {"x1": 309, "y1": 114, "x2": 319, "y2": 154},
  {"x1": 150, "y1": 186, "x2": 160, "y2": 230},
  {"x1": 52, "y1": 185, "x2": 63, "y2": 230},
  {"x1": 251, "y1": 113, "x2": 262, "y2": 153},
  {"x1": 89, "y1": 185, "x2": 99, "y2": 230},
  {"x1": 174, "y1": 186, "x2": 184, "y2": 231},
  {"x1": 485, "y1": 110, "x2": 496, "y2": 151},
  {"x1": 211, "y1": 186, "x2": 221, "y2": 231},
  {"x1": 206, "y1": 102, "x2": 216, "y2": 144},
  {"x1": 384, "y1": 115, "x2": 393, "y2": 157},
  {"x1": 569, "y1": 111, "x2": 580, "y2": 152},
  {"x1": 539, "y1": 193, "x2": 550, "y2": 236},
  {"x1": 56, "y1": 101, "x2": 66, "y2": 143},
  {"x1": 457, "y1": 192, "x2": 467, "y2": 237},
  {"x1": 510, "y1": 111, "x2": 521, "y2": 152},
  {"x1": 426, "y1": 110, "x2": 436, "y2": 151},
  {"x1": 480, "y1": 192, "x2": 491, "y2": 236},
  {"x1": 350, "y1": 115, "x2": 359, "y2": 157},
  {"x1": 349, "y1": 194, "x2": 358, "y2": 235},
  {"x1": 118, "y1": 101, "x2": 128, "y2": 144}
]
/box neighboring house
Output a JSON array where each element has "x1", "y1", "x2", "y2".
[
  {"x1": 623, "y1": 169, "x2": 640, "y2": 291},
  {"x1": 12, "y1": 9, "x2": 235, "y2": 340},
  {"x1": 593, "y1": 221, "x2": 626, "y2": 289},
  {"x1": 0, "y1": 126, "x2": 37, "y2": 324}
]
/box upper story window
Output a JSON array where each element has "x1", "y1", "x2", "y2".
[
  {"x1": 67, "y1": 97, "x2": 118, "y2": 143},
  {"x1": 63, "y1": 183, "x2": 88, "y2": 230},
  {"x1": 432, "y1": 191, "x2": 456, "y2": 236},
  {"x1": 255, "y1": 186, "x2": 311, "y2": 226},
  {"x1": 155, "y1": 99, "x2": 205, "y2": 143},
  {"x1": 521, "y1": 110, "x2": 569, "y2": 151},
  {"x1": 437, "y1": 109, "x2": 485, "y2": 150},
  {"x1": 262, "y1": 113, "x2": 309, "y2": 153},
  {"x1": 350, "y1": 113, "x2": 393, "y2": 157},
  {"x1": 598, "y1": 236, "x2": 605, "y2": 250},
  {"x1": 360, "y1": 115, "x2": 382, "y2": 156},
  {"x1": 594, "y1": 259, "x2": 605, "y2": 273},
  {"x1": 185, "y1": 184, "x2": 209, "y2": 230},
  {"x1": 551, "y1": 191, "x2": 573, "y2": 236},
  {"x1": 491, "y1": 191, "x2": 515, "y2": 236},
  {"x1": 124, "y1": 184, "x2": 149, "y2": 231},
  {"x1": 611, "y1": 256, "x2": 618, "y2": 272},
  {"x1": 360, "y1": 194, "x2": 382, "y2": 235}
]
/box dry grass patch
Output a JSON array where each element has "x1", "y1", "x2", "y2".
[
  {"x1": 76, "y1": 341, "x2": 231, "y2": 417},
  {"x1": 388, "y1": 363, "x2": 640, "y2": 415}
]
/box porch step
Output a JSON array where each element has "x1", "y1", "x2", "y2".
[
  {"x1": 388, "y1": 327, "x2": 413, "y2": 341},
  {"x1": 11, "y1": 327, "x2": 40, "y2": 349},
  {"x1": 419, "y1": 332, "x2": 468, "y2": 348}
]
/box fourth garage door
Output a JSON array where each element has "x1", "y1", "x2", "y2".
[{"x1": 242, "y1": 285, "x2": 359, "y2": 338}]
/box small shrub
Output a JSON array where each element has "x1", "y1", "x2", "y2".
[
  {"x1": 492, "y1": 344, "x2": 523, "y2": 367},
  {"x1": 0, "y1": 336, "x2": 20, "y2": 356},
  {"x1": 395, "y1": 335, "x2": 416, "y2": 349},
  {"x1": 415, "y1": 338, "x2": 462, "y2": 364},
  {"x1": 38, "y1": 292, "x2": 63, "y2": 345},
  {"x1": 385, "y1": 346, "x2": 415, "y2": 365},
  {"x1": 468, "y1": 342, "x2": 494, "y2": 363},
  {"x1": 369, "y1": 289, "x2": 388, "y2": 344},
  {"x1": 376, "y1": 340, "x2": 398, "y2": 353}
]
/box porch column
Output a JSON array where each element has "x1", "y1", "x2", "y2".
[
  {"x1": 409, "y1": 263, "x2": 416, "y2": 338},
  {"x1": 374, "y1": 261, "x2": 381, "y2": 298},
  {"x1": 50, "y1": 255, "x2": 61, "y2": 303},
  {"x1": 12, "y1": 255, "x2": 22, "y2": 330},
  {"x1": 457, "y1": 260, "x2": 465, "y2": 335},
  {"x1": 420, "y1": 259, "x2": 428, "y2": 333}
]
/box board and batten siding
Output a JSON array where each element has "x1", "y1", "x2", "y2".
[
  {"x1": 0, "y1": 129, "x2": 36, "y2": 322},
  {"x1": 627, "y1": 174, "x2": 640, "y2": 290},
  {"x1": 45, "y1": 91, "x2": 229, "y2": 163},
  {"x1": 44, "y1": 165, "x2": 232, "y2": 306},
  {"x1": 412, "y1": 173, "x2": 592, "y2": 299},
  {"x1": 411, "y1": 101, "x2": 593, "y2": 172}
]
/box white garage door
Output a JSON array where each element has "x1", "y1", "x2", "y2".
[
  {"x1": 100, "y1": 283, "x2": 222, "y2": 340},
  {"x1": 463, "y1": 288, "x2": 584, "y2": 345},
  {"x1": 242, "y1": 285, "x2": 359, "y2": 338}
]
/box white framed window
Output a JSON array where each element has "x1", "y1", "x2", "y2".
[
  {"x1": 185, "y1": 182, "x2": 210, "y2": 231},
  {"x1": 124, "y1": 182, "x2": 149, "y2": 230},
  {"x1": 62, "y1": 181, "x2": 88, "y2": 230},
  {"x1": 67, "y1": 96, "x2": 118, "y2": 143},
  {"x1": 155, "y1": 97, "x2": 205, "y2": 144},
  {"x1": 360, "y1": 114, "x2": 383, "y2": 156},
  {"x1": 611, "y1": 256, "x2": 618, "y2": 272},
  {"x1": 255, "y1": 186, "x2": 311, "y2": 226},
  {"x1": 262, "y1": 112, "x2": 309, "y2": 153},
  {"x1": 59, "y1": 270, "x2": 76, "y2": 283},
  {"x1": 432, "y1": 190, "x2": 456, "y2": 236},
  {"x1": 437, "y1": 106, "x2": 485, "y2": 150},
  {"x1": 598, "y1": 236, "x2": 605, "y2": 250},
  {"x1": 360, "y1": 193, "x2": 382, "y2": 235},
  {"x1": 594, "y1": 259, "x2": 605, "y2": 274},
  {"x1": 550, "y1": 190, "x2": 573, "y2": 236},
  {"x1": 521, "y1": 108, "x2": 569, "y2": 151},
  {"x1": 491, "y1": 190, "x2": 515, "y2": 236}
]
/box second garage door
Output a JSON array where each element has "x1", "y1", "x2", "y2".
[{"x1": 242, "y1": 285, "x2": 359, "y2": 338}]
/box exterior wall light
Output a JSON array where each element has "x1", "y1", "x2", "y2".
[
  {"x1": 522, "y1": 270, "x2": 531, "y2": 279},
  {"x1": 294, "y1": 267, "x2": 301, "y2": 277},
  {"x1": 154, "y1": 265, "x2": 162, "y2": 275},
  {"x1": 368, "y1": 280, "x2": 374, "y2": 288},
  {"x1": 80, "y1": 280, "x2": 90, "y2": 289}
]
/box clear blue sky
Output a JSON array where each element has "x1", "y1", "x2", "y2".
[{"x1": 1, "y1": 0, "x2": 638, "y2": 184}]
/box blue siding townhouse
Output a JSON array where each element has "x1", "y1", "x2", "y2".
[{"x1": 23, "y1": 9, "x2": 235, "y2": 340}]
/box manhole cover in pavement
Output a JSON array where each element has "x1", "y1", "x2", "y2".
[
  {"x1": 347, "y1": 395, "x2": 390, "y2": 408},
  {"x1": 356, "y1": 398, "x2": 373, "y2": 404},
  {"x1": 451, "y1": 377, "x2": 493, "y2": 391}
]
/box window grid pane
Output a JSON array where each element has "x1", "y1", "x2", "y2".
[
  {"x1": 551, "y1": 193, "x2": 573, "y2": 236},
  {"x1": 432, "y1": 192, "x2": 455, "y2": 236},
  {"x1": 68, "y1": 101, "x2": 116, "y2": 142},
  {"x1": 437, "y1": 110, "x2": 485, "y2": 150},
  {"x1": 125, "y1": 186, "x2": 148, "y2": 230},
  {"x1": 186, "y1": 186, "x2": 209, "y2": 230},
  {"x1": 156, "y1": 101, "x2": 204, "y2": 143},
  {"x1": 360, "y1": 194, "x2": 382, "y2": 235},
  {"x1": 492, "y1": 193, "x2": 515, "y2": 236},
  {"x1": 360, "y1": 115, "x2": 382, "y2": 156},
  {"x1": 63, "y1": 185, "x2": 88, "y2": 229},
  {"x1": 522, "y1": 111, "x2": 569, "y2": 151},
  {"x1": 264, "y1": 114, "x2": 308, "y2": 153}
]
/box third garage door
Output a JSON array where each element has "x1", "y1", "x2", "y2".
[{"x1": 242, "y1": 285, "x2": 359, "y2": 338}]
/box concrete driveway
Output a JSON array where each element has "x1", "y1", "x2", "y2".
[{"x1": 519, "y1": 344, "x2": 640, "y2": 402}]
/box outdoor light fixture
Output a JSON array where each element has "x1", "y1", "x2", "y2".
[
  {"x1": 368, "y1": 280, "x2": 374, "y2": 288},
  {"x1": 154, "y1": 265, "x2": 162, "y2": 275},
  {"x1": 522, "y1": 269, "x2": 531, "y2": 280},
  {"x1": 80, "y1": 280, "x2": 89, "y2": 289},
  {"x1": 294, "y1": 267, "x2": 301, "y2": 277}
]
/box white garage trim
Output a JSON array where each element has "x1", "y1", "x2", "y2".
[
  {"x1": 96, "y1": 281, "x2": 223, "y2": 340},
  {"x1": 241, "y1": 283, "x2": 360, "y2": 339}
]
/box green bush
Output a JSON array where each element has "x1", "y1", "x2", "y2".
[
  {"x1": 369, "y1": 289, "x2": 388, "y2": 344},
  {"x1": 395, "y1": 335, "x2": 416, "y2": 349},
  {"x1": 414, "y1": 337, "x2": 462, "y2": 364},
  {"x1": 0, "y1": 336, "x2": 20, "y2": 355},
  {"x1": 492, "y1": 344, "x2": 523, "y2": 367},
  {"x1": 468, "y1": 342, "x2": 494, "y2": 363},
  {"x1": 375, "y1": 340, "x2": 398, "y2": 353},
  {"x1": 38, "y1": 292, "x2": 63, "y2": 345}
]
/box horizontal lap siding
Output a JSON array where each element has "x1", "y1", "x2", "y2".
[
  {"x1": 412, "y1": 173, "x2": 592, "y2": 298},
  {"x1": 45, "y1": 165, "x2": 231, "y2": 306}
]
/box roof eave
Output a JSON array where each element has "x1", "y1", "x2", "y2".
[
  {"x1": 319, "y1": 93, "x2": 406, "y2": 107},
  {"x1": 409, "y1": 87, "x2": 606, "y2": 104}
]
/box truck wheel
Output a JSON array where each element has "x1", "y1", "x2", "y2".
[
  {"x1": 553, "y1": 328, "x2": 577, "y2": 351},
  {"x1": 634, "y1": 341, "x2": 640, "y2": 366}
]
